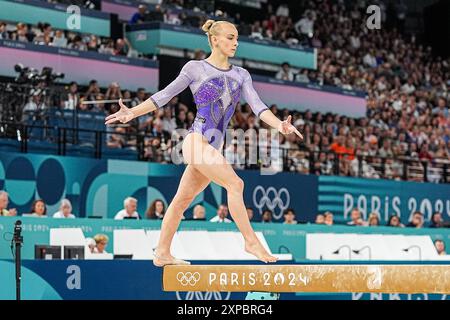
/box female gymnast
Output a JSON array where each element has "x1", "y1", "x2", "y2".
[{"x1": 105, "y1": 20, "x2": 303, "y2": 266}]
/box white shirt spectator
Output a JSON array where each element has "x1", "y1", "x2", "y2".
[
  {"x1": 363, "y1": 53, "x2": 377, "y2": 68},
  {"x1": 210, "y1": 216, "x2": 232, "y2": 223},
  {"x1": 114, "y1": 209, "x2": 140, "y2": 220},
  {"x1": 276, "y1": 70, "x2": 295, "y2": 82},
  {"x1": 53, "y1": 211, "x2": 75, "y2": 218},
  {"x1": 401, "y1": 82, "x2": 416, "y2": 94},
  {"x1": 295, "y1": 17, "x2": 314, "y2": 36}
]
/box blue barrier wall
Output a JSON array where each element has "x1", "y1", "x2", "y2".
[
  {"x1": 0, "y1": 152, "x2": 318, "y2": 222},
  {"x1": 127, "y1": 22, "x2": 316, "y2": 69}
]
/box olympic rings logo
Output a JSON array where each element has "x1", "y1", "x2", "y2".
[
  {"x1": 252, "y1": 186, "x2": 290, "y2": 220},
  {"x1": 176, "y1": 272, "x2": 201, "y2": 286}
]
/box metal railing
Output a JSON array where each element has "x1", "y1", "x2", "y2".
[{"x1": 1, "y1": 121, "x2": 449, "y2": 183}]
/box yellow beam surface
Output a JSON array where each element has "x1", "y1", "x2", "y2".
[{"x1": 163, "y1": 264, "x2": 450, "y2": 293}]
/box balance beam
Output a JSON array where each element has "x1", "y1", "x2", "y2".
[{"x1": 163, "y1": 264, "x2": 450, "y2": 293}]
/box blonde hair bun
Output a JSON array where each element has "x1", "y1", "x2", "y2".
[{"x1": 201, "y1": 20, "x2": 215, "y2": 33}]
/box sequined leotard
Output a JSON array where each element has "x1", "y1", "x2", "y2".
[{"x1": 150, "y1": 59, "x2": 269, "y2": 149}]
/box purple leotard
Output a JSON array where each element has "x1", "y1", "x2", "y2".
[{"x1": 150, "y1": 59, "x2": 269, "y2": 149}]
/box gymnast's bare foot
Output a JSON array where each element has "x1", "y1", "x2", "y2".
[
  {"x1": 245, "y1": 241, "x2": 278, "y2": 263},
  {"x1": 153, "y1": 248, "x2": 190, "y2": 267}
]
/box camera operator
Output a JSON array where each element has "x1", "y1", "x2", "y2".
[{"x1": 22, "y1": 88, "x2": 48, "y2": 121}]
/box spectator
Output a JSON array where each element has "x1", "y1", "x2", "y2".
[
  {"x1": 0, "y1": 191, "x2": 17, "y2": 216},
  {"x1": 275, "y1": 62, "x2": 295, "y2": 82},
  {"x1": 130, "y1": 4, "x2": 148, "y2": 24},
  {"x1": 315, "y1": 213, "x2": 325, "y2": 224},
  {"x1": 434, "y1": 240, "x2": 446, "y2": 256},
  {"x1": 347, "y1": 208, "x2": 366, "y2": 226},
  {"x1": 387, "y1": 214, "x2": 405, "y2": 227},
  {"x1": 68, "y1": 35, "x2": 87, "y2": 51},
  {"x1": 61, "y1": 81, "x2": 80, "y2": 110},
  {"x1": 283, "y1": 208, "x2": 298, "y2": 224},
  {"x1": 145, "y1": 199, "x2": 166, "y2": 219},
  {"x1": 429, "y1": 212, "x2": 444, "y2": 228},
  {"x1": 406, "y1": 211, "x2": 424, "y2": 228},
  {"x1": 114, "y1": 197, "x2": 140, "y2": 219},
  {"x1": 294, "y1": 11, "x2": 314, "y2": 38},
  {"x1": 324, "y1": 211, "x2": 334, "y2": 226},
  {"x1": 93, "y1": 234, "x2": 109, "y2": 253},
  {"x1": 85, "y1": 237, "x2": 96, "y2": 253},
  {"x1": 147, "y1": 4, "x2": 165, "y2": 22},
  {"x1": 192, "y1": 204, "x2": 206, "y2": 220},
  {"x1": 105, "y1": 82, "x2": 123, "y2": 105},
  {"x1": 51, "y1": 29, "x2": 67, "y2": 47},
  {"x1": 368, "y1": 212, "x2": 380, "y2": 226},
  {"x1": 210, "y1": 204, "x2": 231, "y2": 223},
  {"x1": 83, "y1": 80, "x2": 101, "y2": 106},
  {"x1": 0, "y1": 21, "x2": 8, "y2": 40},
  {"x1": 53, "y1": 199, "x2": 75, "y2": 218},
  {"x1": 28, "y1": 199, "x2": 47, "y2": 217},
  {"x1": 246, "y1": 207, "x2": 254, "y2": 221},
  {"x1": 261, "y1": 209, "x2": 273, "y2": 223}
]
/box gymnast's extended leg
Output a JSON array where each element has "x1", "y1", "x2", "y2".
[
  {"x1": 154, "y1": 164, "x2": 210, "y2": 266},
  {"x1": 183, "y1": 133, "x2": 277, "y2": 263}
]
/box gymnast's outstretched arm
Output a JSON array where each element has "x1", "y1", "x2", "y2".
[
  {"x1": 105, "y1": 61, "x2": 195, "y2": 125},
  {"x1": 241, "y1": 69, "x2": 303, "y2": 139}
]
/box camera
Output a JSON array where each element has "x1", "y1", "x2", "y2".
[{"x1": 14, "y1": 64, "x2": 64, "y2": 85}]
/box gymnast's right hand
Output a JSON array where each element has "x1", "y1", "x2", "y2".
[{"x1": 104, "y1": 98, "x2": 135, "y2": 125}]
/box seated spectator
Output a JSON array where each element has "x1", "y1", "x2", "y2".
[
  {"x1": 315, "y1": 213, "x2": 324, "y2": 224},
  {"x1": 68, "y1": 35, "x2": 87, "y2": 51},
  {"x1": 11, "y1": 22, "x2": 33, "y2": 42},
  {"x1": 51, "y1": 29, "x2": 67, "y2": 47},
  {"x1": 130, "y1": 4, "x2": 148, "y2": 24},
  {"x1": 429, "y1": 212, "x2": 444, "y2": 228},
  {"x1": 192, "y1": 204, "x2": 206, "y2": 220},
  {"x1": 347, "y1": 208, "x2": 366, "y2": 226},
  {"x1": 147, "y1": 4, "x2": 165, "y2": 22},
  {"x1": 0, "y1": 21, "x2": 8, "y2": 40},
  {"x1": 324, "y1": 211, "x2": 334, "y2": 225},
  {"x1": 367, "y1": 212, "x2": 380, "y2": 226},
  {"x1": 261, "y1": 209, "x2": 273, "y2": 223},
  {"x1": 145, "y1": 199, "x2": 165, "y2": 219},
  {"x1": 246, "y1": 207, "x2": 254, "y2": 221},
  {"x1": 114, "y1": 197, "x2": 140, "y2": 219},
  {"x1": 387, "y1": 214, "x2": 405, "y2": 227},
  {"x1": 275, "y1": 62, "x2": 295, "y2": 82},
  {"x1": 61, "y1": 81, "x2": 80, "y2": 110},
  {"x1": 85, "y1": 237, "x2": 96, "y2": 253},
  {"x1": 105, "y1": 82, "x2": 122, "y2": 104},
  {"x1": 210, "y1": 204, "x2": 231, "y2": 223},
  {"x1": 434, "y1": 240, "x2": 446, "y2": 256},
  {"x1": 0, "y1": 191, "x2": 17, "y2": 216},
  {"x1": 26, "y1": 199, "x2": 47, "y2": 217},
  {"x1": 406, "y1": 211, "x2": 424, "y2": 228},
  {"x1": 93, "y1": 234, "x2": 109, "y2": 253},
  {"x1": 53, "y1": 199, "x2": 76, "y2": 218},
  {"x1": 283, "y1": 208, "x2": 298, "y2": 224}
]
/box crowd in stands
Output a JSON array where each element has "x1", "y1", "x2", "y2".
[
  {"x1": 0, "y1": 21, "x2": 139, "y2": 58},
  {"x1": 2, "y1": 0, "x2": 449, "y2": 183}
]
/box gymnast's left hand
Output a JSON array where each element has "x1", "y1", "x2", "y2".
[
  {"x1": 278, "y1": 115, "x2": 303, "y2": 140},
  {"x1": 104, "y1": 98, "x2": 135, "y2": 125}
]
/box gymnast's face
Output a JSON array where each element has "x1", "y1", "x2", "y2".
[{"x1": 211, "y1": 23, "x2": 239, "y2": 58}]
